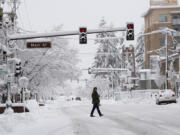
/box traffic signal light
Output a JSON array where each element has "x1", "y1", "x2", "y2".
[
  {"x1": 79, "y1": 27, "x2": 87, "y2": 44},
  {"x1": 126, "y1": 23, "x2": 134, "y2": 40},
  {"x1": 15, "y1": 60, "x2": 21, "y2": 77},
  {"x1": 88, "y1": 68, "x2": 92, "y2": 74},
  {"x1": 2, "y1": 51, "x2": 6, "y2": 62}
]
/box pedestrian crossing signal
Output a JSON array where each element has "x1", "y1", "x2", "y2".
[{"x1": 79, "y1": 27, "x2": 87, "y2": 44}]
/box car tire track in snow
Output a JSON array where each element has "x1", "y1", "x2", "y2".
[
  {"x1": 103, "y1": 105, "x2": 180, "y2": 135},
  {"x1": 45, "y1": 124, "x2": 73, "y2": 135}
]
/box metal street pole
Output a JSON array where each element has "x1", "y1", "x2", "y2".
[
  {"x1": 165, "y1": 32, "x2": 168, "y2": 90},
  {"x1": 111, "y1": 73, "x2": 114, "y2": 99},
  {"x1": 178, "y1": 52, "x2": 180, "y2": 97},
  {"x1": 179, "y1": 52, "x2": 180, "y2": 76},
  {"x1": 5, "y1": 31, "x2": 12, "y2": 109}
]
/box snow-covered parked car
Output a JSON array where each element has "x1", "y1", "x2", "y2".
[
  {"x1": 156, "y1": 89, "x2": 177, "y2": 105},
  {"x1": 75, "y1": 97, "x2": 81, "y2": 101}
]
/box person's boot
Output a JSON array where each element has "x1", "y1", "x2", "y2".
[
  {"x1": 90, "y1": 114, "x2": 95, "y2": 117},
  {"x1": 100, "y1": 114, "x2": 103, "y2": 117}
]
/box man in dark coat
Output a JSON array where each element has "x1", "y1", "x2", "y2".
[{"x1": 90, "y1": 87, "x2": 103, "y2": 117}]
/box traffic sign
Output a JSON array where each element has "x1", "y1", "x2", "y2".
[
  {"x1": 0, "y1": 65, "x2": 6, "y2": 73},
  {"x1": 27, "y1": 41, "x2": 51, "y2": 48},
  {"x1": 0, "y1": 69, "x2": 6, "y2": 72}
]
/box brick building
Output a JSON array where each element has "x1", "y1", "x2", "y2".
[
  {"x1": 140, "y1": 0, "x2": 180, "y2": 90},
  {"x1": 143, "y1": 0, "x2": 180, "y2": 70}
]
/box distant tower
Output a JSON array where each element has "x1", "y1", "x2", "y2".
[
  {"x1": 122, "y1": 45, "x2": 136, "y2": 77},
  {"x1": 150, "y1": 0, "x2": 178, "y2": 6}
]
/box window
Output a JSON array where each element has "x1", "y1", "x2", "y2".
[
  {"x1": 159, "y1": 27, "x2": 167, "y2": 30},
  {"x1": 159, "y1": 38, "x2": 165, "y2": 46},
  {"x1": 159, "y1": 49, "x2": 166, "y2": 57},
  {"x1": 173, "y1": 15, "x2": 180, "y2": 19},
  {"x1": 174, "y1": 27, "x2": 180, "y2": 31},
  {"x1": 150, "y1": 56, "x2": 159, "y2": 71},
  {"x1": 176, "y1": 39, "x2": 180, "y2": 43},
  {"x1": 158, "y1": 14, "x2": 168, "y2": 22}
]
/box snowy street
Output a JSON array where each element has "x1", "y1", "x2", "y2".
[
  {"x1": 2, "y1": 0, "x2": 180, "y2": 135},
  {"x1": 1, "y1": 98, "x2": 180, "y2": 135}
]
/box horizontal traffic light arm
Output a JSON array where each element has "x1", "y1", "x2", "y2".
[{"x1": 8, "y1": 27, "x2": 126, "y2": 40}]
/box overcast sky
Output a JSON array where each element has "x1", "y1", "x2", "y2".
[
  {"x1": 18, "y1": 0, "x2": 150, "y2": 32},
  {"x1": 16, "y1": 0, "x2": 180, "y2": 81}
]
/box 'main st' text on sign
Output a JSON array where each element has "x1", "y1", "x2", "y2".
[{"x1": 27, "y1": 42, "x2": 51, "y2": 48}]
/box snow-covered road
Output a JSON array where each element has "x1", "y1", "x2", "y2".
[
  {"x1": 61, "y1": 101, "x2": 180, "y2": 135},
  {"x1": 1, "y1": 98, "x2": 180, "y2": 135}
]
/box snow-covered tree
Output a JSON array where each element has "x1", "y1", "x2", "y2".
[
  {"x1": 135, "y1": 29, "x2": 145, "y2": 70},
  {"x1": 93, "y1": 18, "x2": 124, "y2": 89},
  {"x1": 14, "y1": 26, "x2": 81, "y2": 99},
  {"x1": 77, "y1": 76, "x2": 110, "y2": 99}
]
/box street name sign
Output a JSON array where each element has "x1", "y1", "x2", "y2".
[{"x1": 27, "y1": 41, "x2": 51, "y2": 48}]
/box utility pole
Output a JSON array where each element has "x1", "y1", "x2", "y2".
[
  {"x1": 139, "y1": 28, "x2": 176, "y2": 90},
  {"x1": 111, "y1": 72, "x2": 114, "y2": 99},
  {"x1": 2, "y1": 0, "x2": 19, "y2": 112},
  {"x1": 4, "y1": 22, "x2": 12, "y2": 109}
]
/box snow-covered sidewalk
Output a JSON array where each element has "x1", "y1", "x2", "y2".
[{"x1": 0, "y1": 98, "x2": 74, "y2": 135}]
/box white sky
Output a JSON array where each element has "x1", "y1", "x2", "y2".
[
  {"x1": 18, "y1": 0, "x2": 150, "y2": 32},
  {"x1": 16, "y1": 0, "x2": 180, "y2": 81}
]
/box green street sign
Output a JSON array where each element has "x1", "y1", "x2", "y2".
[{"x1": 0, "y1": 69, "x2": 6, "y2": 73}]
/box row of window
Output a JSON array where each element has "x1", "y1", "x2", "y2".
[
  {"x1": 159, "y1": 38, "x2": 180, "y2": 46},
  {"x1": 158, "y1": 14, "x2": 180, "y2": 23}
]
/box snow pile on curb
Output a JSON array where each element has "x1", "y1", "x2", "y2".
[{"x1": 25, "y1": 99, "x2": 40, "y2": 112}]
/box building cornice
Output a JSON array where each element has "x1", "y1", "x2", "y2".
[{"x1": 142, "y1": 6, "x2": 180, "y2": 17}]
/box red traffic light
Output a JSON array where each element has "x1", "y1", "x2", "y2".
[
  {"x1": 128, "y1": 25, "x2": 132, "y2": 29},
  {"x1": 126, "y1": 23, "x2": 134, "y2": 40},
  {"x1": 80, "y1": 28, "x2": 87, "y2": 33},
  {"x1": 81, "y1": 29, "x2": 85, "y2": 32},
  {"x1": 127, "y1": 24, "x2": 133, "y2": 29},
  {"x1": 79, "y1": 27, "x2": 87, "y2": 44}
]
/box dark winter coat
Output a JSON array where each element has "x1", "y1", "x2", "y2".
[{"x1": 92, "y1": 91, "x2": 100, "y2": 104}]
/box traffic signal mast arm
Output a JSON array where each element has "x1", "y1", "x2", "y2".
[{"x1": 8, "y1": 27, "x2": 126, "y2": 40}]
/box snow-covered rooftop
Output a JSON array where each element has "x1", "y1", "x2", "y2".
[{"x1": 142, "y1": 6, "x2": 180, "y2": 17}]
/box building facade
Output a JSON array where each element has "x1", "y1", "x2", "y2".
[
  {"x1": 150, "y1": 0, "x2": 178, "y2": 6},
  {"x1": 139, "y1": 0, "x2": 180, "y2": 90},
  {"x1": 143, "y1": 0, "x2": 180, "y2": 70}
]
